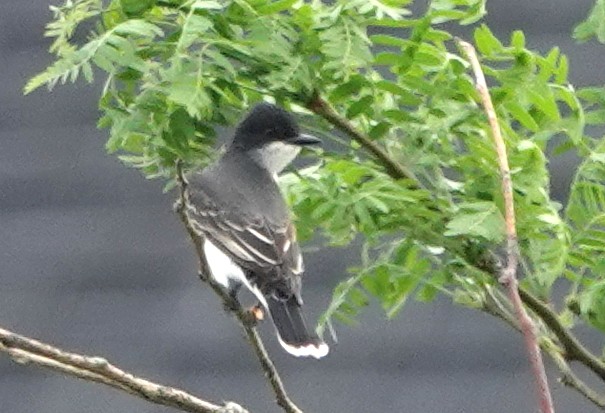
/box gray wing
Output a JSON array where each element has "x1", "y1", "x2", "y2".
[{"x1": 187, "y1": 175, "x2": 304, "y2": 294}]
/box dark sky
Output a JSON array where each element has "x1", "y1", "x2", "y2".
[{"x1": 1, "y1": 1, "x2": 604, "y2": 412}]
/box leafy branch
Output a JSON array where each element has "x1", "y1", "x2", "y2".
[{"x1": 306, "y1": 48, "x2": 605, "y2": 410}]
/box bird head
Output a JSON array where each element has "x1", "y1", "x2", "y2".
[{"x1": 231, "y1": 103, "x2": 321, "y2": 174}]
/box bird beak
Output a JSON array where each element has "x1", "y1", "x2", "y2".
[{"x1": 288, "y1": 133, "x2": 322, "y2": 146}]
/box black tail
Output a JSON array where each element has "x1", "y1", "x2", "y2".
[{"x1": 266, "y1": 295, "x2": 329, "y2": 359}]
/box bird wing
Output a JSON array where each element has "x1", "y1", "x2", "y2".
[{"x1": 186, "y1": 187, "x2": 304, "y2": 281}]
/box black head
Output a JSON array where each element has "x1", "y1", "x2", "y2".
[{"x1": 231, "y1": 103, "x2": 320, "y2": 150}]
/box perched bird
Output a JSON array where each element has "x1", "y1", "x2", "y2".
[{"x1": 187, "y1": 103, "x2": 329, "y2": 359}]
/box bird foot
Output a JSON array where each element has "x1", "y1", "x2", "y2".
[{"x1": 249, "y1": 304, "x2": 264, "y2": 321}]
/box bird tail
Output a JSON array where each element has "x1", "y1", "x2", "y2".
[{"x1": 266, "y1": 295, "x2": 329, "y2": 359}]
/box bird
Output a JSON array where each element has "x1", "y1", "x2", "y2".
[{"x1": 186, "y1": 102, "x2": 329, "y2": 359}]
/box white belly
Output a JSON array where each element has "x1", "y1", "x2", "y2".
[{"x1": 203, "y1": 239, "x2": 268, "y2": 308}]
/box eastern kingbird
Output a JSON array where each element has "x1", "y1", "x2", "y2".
[{"x1": 187, "y1": 103, "x2": 329, "y2": 359}]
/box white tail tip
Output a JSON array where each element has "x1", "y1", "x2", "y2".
[{"x1": 278, "y1": 337, "x2": 329, "y2": 359}]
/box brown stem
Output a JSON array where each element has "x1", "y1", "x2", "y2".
[
  {"x1": 481, "y1": 288, "x2": 605, "y2": 410},
  {"x1": 306, "y1": 93, "x2": 418, "y2": 186},
  {"x1": 174, "y1": 162, "x2": 303, "y2": 413},
  {"x1": 550, "y1": 348, "x2": 605, "y2": 409},
  {"x1": 519, "y1": 289, "x2": 605, "y2": 381},
  {"x1": 0, "y1": 326, "x2": 247, "y2": 413},
  {"x1": 457, "y1": 38, "x2": 555, "y2": 413}
]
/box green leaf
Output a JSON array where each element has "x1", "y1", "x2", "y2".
[
  {"x1": 190, "y1": 0, "x2": 223, "y2": 10},
  {"x1": 257, "y1": 0, "x2": 298, "y2": 15},
  {"x1": 510, "y1": 30, "x2": 525, "y2": 50},
  {"x1": 473, "y1": 24, "x2": 503, "y2": 56},
  {"x1": 347, "y1": 95, "x2": 374, "y2": 118},
  {"x1": 504, "y1": 100, "x2": 539, "y2": 131},
  {"x1": 120, "y1": 0, "x2": 155, "y2": 16},
  {"x1": 320, "y1": 17, "x2": 372, "y2": 79},
  {"x1": 25, "y1": 19, "x2": 162, "y2": 94},
  {"x1": 578, "y1": 280, "x2": 605, "y2": 332},
  {"x1": 573, "y1": 0, "x2": 605, "y2": 43},
  {"x1": 444, "y1": 202, "x2": 506, "y2": 242},
  {"x1": 370, "y1": 34, "x2": 407, "y2": 47},
  {"x1": 317, "y1": 273, "x2": 368, "y2": 336}
]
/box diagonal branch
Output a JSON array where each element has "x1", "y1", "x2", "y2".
[
  {"x1": 305, "y1": 93, "x2": 419, "y2": 186},
  {"x1": 174, "y1": 162, "x2": 304, "y2": 413},
  {"x1": 481, "y1": 287, "x2": 605, "y2": 410},
  {"x1": 0, "y1": 326, "x2": 248, "y2": 413},
  {"x1": 519, "y1": 289, "x2": 605, "y2": 381},
  {"x1": 457, "y1": 38, "x2": 555, "y2": 413},
  {"x1": 549, "y1": 346, "x2": 605, "y2": 409}
]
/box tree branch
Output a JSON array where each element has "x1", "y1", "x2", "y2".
[
  {"x1": 519, "y1": 289, "x2": 605, "y2": 381},
  {"x1": 305, "y1": 93, "x2": 419, "y2": 187},
  {"x1": 457, "y1": 38, "x2": 555, "y2": 413},
  {"x1": 174, "y1": 162, "x2": 304, "y2": 413},
  {"x1": 481, "y1": 288, "x2": 605, "y2": 410},
  {"x1": 0, "y1": 326, "x2": 248, "y2": 413},
  {"x1": 550, "y1": 346, "x2": 605, "y2": 409},
  {"x1": 299, "y1": 42, "x2": 605, "y2": 411}
]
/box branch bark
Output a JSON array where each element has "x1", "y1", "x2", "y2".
[
  {"x1": 174, "y1": 162, "x2": 304, "y2": 413},
  {"x1": 457, "y1": 38, "x2": 555, "y2": 413},
  {"x1": 0, "y1": 326, "x2": 248, "y2": 413}
]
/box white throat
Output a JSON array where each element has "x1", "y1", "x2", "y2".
[{"x1": 250, "y1": 141, "x2": 301, "y2": 175}]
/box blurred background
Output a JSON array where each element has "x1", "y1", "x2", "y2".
[{"x1": 1, "y1": 1, "x2": 604, "y2": 412}]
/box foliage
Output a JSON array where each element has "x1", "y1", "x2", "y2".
[
  {"x1": 27, "y1": 0, "x2": 605, "y2": 401},
  {"x1": 574, "y1": 0, "x2": 605, "y2": 43}
]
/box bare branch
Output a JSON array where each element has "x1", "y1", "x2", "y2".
[
  {"x1": 0, "y1": 326, "x2": 247, "y2": 413},
  {"x1": 457, "y1": 38, "x2": 555, "y2": 413},
  {"x1": 174, "y1": 162, "x2": 304, "y2": 413}
]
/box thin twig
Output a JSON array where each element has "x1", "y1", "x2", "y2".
[
  {"x1": 457, "y1": 38, "x2": 555, "y2": 413},
  {"x1": 549, "y1": 349, "x2": 605, "y2": 409},
  {"x1": 174, "y1": 162, "x2": 304, "y2": 413},
  {"x1": 481, "y1": 288, "x2": 605, "y2": 410},
  {"x1": 519, "y1": 289, "x2": 605, "y2": 381},
  {"x1": 0, "y1": 326, "x2": 247, "y2": 413}
]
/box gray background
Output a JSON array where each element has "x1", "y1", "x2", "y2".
[{"x1": 1, "y1": 1, "x2": 604, "y2": 412}]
